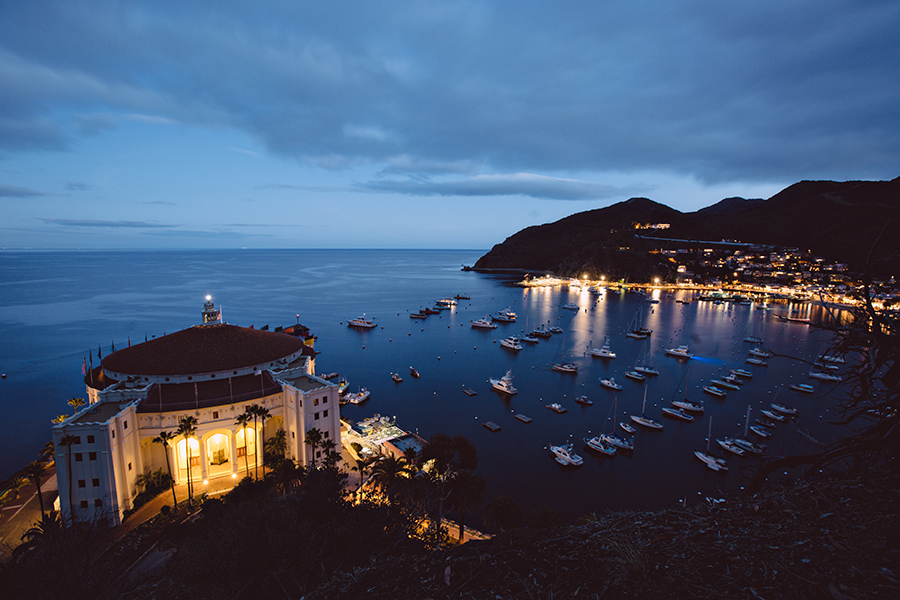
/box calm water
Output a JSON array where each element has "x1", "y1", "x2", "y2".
[{"x1": 0, "y1": 250, "x2": 847, "y2": 519}]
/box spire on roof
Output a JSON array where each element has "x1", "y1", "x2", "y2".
[{"x1": 201, "y1": 295, "x2": 222, "y2": 325}]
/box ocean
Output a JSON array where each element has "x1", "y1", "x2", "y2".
[{"x1": 0, "y1": 249, "x2": 847, "y2": 520}]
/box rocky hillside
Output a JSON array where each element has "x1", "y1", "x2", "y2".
[{"x1": 473, "y1": 177, "x2": 900, "y2": 278}]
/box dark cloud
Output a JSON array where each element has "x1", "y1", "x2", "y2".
[
  {"x1": 1, "y1": 1, "x2": 898, "y2": 184},
  {"x1": 0, "y1": 183, "x2": 43, "y2": 197},
  {"x1": 37, "y1": 218, "x2": 174, "y2": 228}
]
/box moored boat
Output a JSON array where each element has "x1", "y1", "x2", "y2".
[
  {"x1": 600, "y1": 377, "x2": 623, "y2": 390},
  {"x1": 590, "y1": 339, "x2": 616, "y2": 359},
  {"x1": 790, "y1": 383, "x2": 815, "y2": 393},
  {"x1": 809, "y1": 371, "x2": 842, "y2": 382},
  {"x1": 731, "y1": 368, "x2": 753, "y2": 378},
  {"x1": 716, "y1": 438, "x2": 746, "y2": 456},
  {"x1": 620, "y1": 421, "x2": 637, "y2": 434},
  {"x1": 703, "y1": 385, "x2": 727, "y2": 398},
  {"x1": 749, "y1": 425, "x2": 771, "y2": 438},
  {"x1": 489, "y1": 370, "x2": 518, "y2": 395},
  {"x1": 343, "y1": 388, "x2": 370, "y2": 405},
  {"x1": 625, "y1": 370, "x2": 645, "y2": 381},
  {"x1": 574, "y1": 395, "x2": 593, "y2": 406},
  {"x1": 634, "y1": 365, "x2": 660, "y2": 376},
  {"x1": 672, "y1": 399, "x2": 704, "y2": 413},
  {"x1": 409, "y1": 366, "x2": 420, "y2": 378},
  {"x1": 771, "y1": 403, "x2": 797, "y2": 415},
  {"x1": 471, "y1": 317, "x2": 497, "y2": 329},
  {"x1": 348, "y1": 314, "x2": 377, "y2": 329},
  {"x1": 552, "y1": 362, "x2": 578, "y2": 373},
  {"x1": 391, "y1": 372, "x2": 403, "y2": 383},
  {"x1": 746, "y1": 357, "x2": 768, "y2": 366},
  {"x1": 666, "y1": 345, "x2": 692, "y2": 358},
  {"x1": 546, "y1": 403, "x2": 567, "y2": 413},
  {"x1": 694, "y1": 450, "x2": 728, "y2": 472},
  {"x1": 550, "y1": 443, "x2": 583, "y2": 466},
  {"x1": 760, "y1": 409, "x2": 785, "y2": 422},
  {"x1": 500, "y1": 336, "x2": 523, "y2": 351},
  {"x1": 584, "y1": 437, "x2": 617, "y2": 455},
  {"x1": 662, "y1": 407, "x2": 695, "y2": 421}
]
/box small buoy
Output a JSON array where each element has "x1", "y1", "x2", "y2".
[{"x1": 362, "y1": 346, "x2": 365, "y2": 349}]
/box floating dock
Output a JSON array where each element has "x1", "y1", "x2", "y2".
[
  {"x1": 463, "y1": 387, "x2": 477, "y2": 396},
  {"x1": 483, "y1": 421, "x2": 501, "y2": 432},
  {"x1": 514, "y1": 414, "x2": 533, "y2": 423}
]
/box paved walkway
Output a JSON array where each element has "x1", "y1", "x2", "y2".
[{"x1": 0, "y1": 464, "x2": 58, "y2": 560}]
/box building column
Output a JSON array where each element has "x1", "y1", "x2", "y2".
[
  {"x1": 198, "y1": 434, "x2": 208, "y2": 482},
  {"x1": 230, "y1": 430, "x2": 239, "y2": 475}
]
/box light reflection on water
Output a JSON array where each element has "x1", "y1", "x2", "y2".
[{"x1": 0, "y1": 249, "x2": 848, "y2": 520}]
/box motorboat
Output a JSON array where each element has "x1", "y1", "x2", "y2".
[
  {"x1": 790, "y1": 383, "x2": 815, "y2": 393},
  {"x1": 634, "y1": 365, "x2": 660, "y2": 376},
  {"x1": 721, "y1": 374, "x2": 744, "y2": 386},
  {"x1": 489, "y1": 370, "x2": 518, "y2": 395},
  {"x1": 500, "y1": 336, "x2": 523, "y2": 351},
  {"x1": 671, "y1": 399, "x2": 704, "y2": 413},
  {"x1": 760, "y1": 409, "x2": 785, "y2": 422},
  {"x1": 749, "y1": 347, "x2": 773, "y2": 358},
  {"x1": 410, "y1": 312, "x2": 427, "y2": 319},
  {"x1": 703, "y1": 385, "x2": 726, "y2": 398},
  {"x1": 711, "y1": 379, "x2": 740, "y2": 391},
  {"x1": 548, "y1": 326, "x2": 563, "y2": 334},
  {"x1": 530, "y1": 326, "x2": 552, "y2": 338},
  {"x1": 624, "y1": 370, "x2": 645, "y2": 381},
  {"x1": 409, "y1": 367, "x2": 420, "y2": 378},
  {"x1": 561, "y1": 302, "x2": 580, "y2": 311},
  {"x1": 454, "y1": 294, "x2": 470, "y2": 300},
  {"x1": 436, "y1": 297, "x2": 458, "y2": 308},
  {"x1": 391, "y1": 372, "x2": 403, "y2": 383},
  {"x1": 584, "y1": 437, "x2": 617, "y2": 455},
  {"x1": 590, "y1": 339, "x2": 616, "y2": 359},
  {"x1": 746, "y1": 357, "x2": 768, "y2": 366},
  {"x1": 694, "y1": 451, "x2": 728, "y2": 472},
  {"x1": 348, "y1": 314, "x2": 377, "y2": 329},
  {"x1": 601, "y1": 433, "x2": 634, "y2": 451},
  {"x1": 574, "y1": 395, "x2": 593, "y2": 406},
  {"x1": 662, "y1": 407, "x2": 695, "y2": 421},
  {"x1": 493, "y1": 308, "x2": 517, "y2": 322},
  {"x1": 626, "y1": 330, "x2": 650, "y2": 340},
  {"x1": 731, "y1": 368, "x2": 753, "y2": 378},
  {"x1": 471, "y1": 317, "x2": 498, "y2": 329},
  {"x1": 521, "y1": 334, "x2": 540, "y2": 343},
  {"x1": 546, "y1": 403, "x2": 567, "y2": 413},
  {"x1": 733, "y1": 438, "x2": 766, "y2": 455},
  {"x1": 771, "y1": 403, "x2": 797, "y2": 415},
  {"x1": 716, "y1": 438, "x2": 746, "y2": 456},
  {"x1": 749, "y1": 425, "x2": 771, "y2": 438},
  {"x1": 819, "y1": 354, "x2": 845, "y2": 364},
  {"x1": 620, "y1": 421, "x2": 637, "y2": 434},
  {"x1": 809, "y1": 371, "x2": 842, "y2": 382},
  {"x1": 552, "y1": 362, "x2": 578, "y2": 373},
  {"x1": 743, "y1": 336, "x2": 764, "y2": 344},
  {"x1": 343, "y1": 388, "x2": 370, "y2": 405},
  {"x1": 665, "y1": 345, "x2": 692, "y2": 358},
  {"x1": 600, "y1": 378, "x2": 622, "y2": 391},
  {"x1": 550, "y1": 443, "x2": 583, "y2": 466},
  {"x1": 630, "y1": 414, "x2": 663, "y2": 429}
]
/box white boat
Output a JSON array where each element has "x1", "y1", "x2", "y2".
[
  {"x1": 672, "y1": 399, "x2": 704, "y2": 413},
  {"x1": 552, "y1": 362, "x2": 578, "y2": 373},
  {"x1": 343, "y1": 388, "x2": 370, "y2": 404},
  {"x1": 627, "y1": 306, "x2": 653, "y2": 338},
  {"x1": 749, "y1": 347, "x2": 773, "y2": 358},
  {"x1": 749, "y1": 425, "x2": 771, "y2": 438},
  {"x1": 790, "y1": 383, "x2": 815, "y2": 393},
  {"x1": 731, "y1": 368, "x2": 753, "y2": 378},
  {"x1": 548, "y1": 326, "x2": 563, "y2": 334},
  {"x1": 760, "y1": 409, "x2": 785, "y2": 422},
  {"x1": 733, "y1": 438, "x2": 766, "y2": 455},
  {"x1": 489, "y1": 370, "x2": 518, "y2": 395},
  {"x1": 471, "y1": 317, "x2": 497, "y2": 329},
  {"x1": 600, "y1": 431, "x2": 634, "y2": 450},
  {"x1": 819, "y1": 354, "x2": 845, "y2": 364},
  {"x1": 624, "y1": 370, "x2": 645, "y2": 381},
  {"x1": 561, "y1": 302, "x2": 580, "y2": 311},
  {"x1": 666, "y1": 345, "x2": 692, "y2": 358},
  {"x1": 721, "y1": 374, "x2": 744, "y2": 386},
  {"x1": 492, "y1": 308, "x2": 517, "y2": 322},
  {"x1": 703, "y1": 385, "x2": 726, "y2": 398},
  {"x1": 546, "y1": 403, "x2": 567, "y2": 413},
  {"x1": 500, "y1": 336, "x2": 523, "y2": 351},
  {"x1": 626, "y1": 330, "x2": 650, "y2": 340},
  {"x1": 716, "y1": 438, "x2": 746, "y2": 456},
  {"x1": 348, "y1": 314, "x2": 377, "y2": 329},
  {"x1": 530, "y1": 326, "x2": 552, "y2": 338},
  {"x1": 809, "y1": 371, "x2": 842, "y2": 382},
  {"x1": 574, "y1": 395, "x2": 593, "y2": 406},
  {"x1": 590, "y1": 338, "x2": 616, "y2": 359},
  {"x1": 631, "y1": 414, "x2": 663, "y2": 429},
  {"x1": 520, "y1": 334, "x2": 539, "y2": 343},
  {"x1": 662, "y1": 407, "x2": 695, "y2": 421},
  {"x1": 436, "y1": 297, "x2": 458, "y2": 307},
  {"x1": 743, "y1": 336, "x2": 764, "y2": 344},
  {"x1": 620, "y1": 422, "x2": 637, "y2": 434},
  {"x1": 694, "y1": 450, "x2": 728, "y2": 472},
  {"x1": 600, "y1": 378, "x2": 622, "y2": 391},
  {"x1": 584, "y1": 437, "x2": 617, "y2": 455},
  {"x1": 745, "y1": 357, "x2": 768, "y2": 366},
  {"x1": 634, "y1": 365, "x2": 660, "y2": 376},
  {"x1": 771, "y1": 403, "x2": 797, "y2": 416},
  {"x1": 711, "y1": 379, "x2": 740, "y2": 391},
  {"x1": 550, "y1": 443, "x2": 583, "y2": 466}
]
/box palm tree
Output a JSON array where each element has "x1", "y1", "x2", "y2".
[
  {"x1": 269, "y1": 457, "x2": 299, "y2": 495},
  {"x1": 482, "y1": 495, "x2": 525, "y2": 532},
  {"x1": 353, "y1": 457, "x2": 373, "y2": 497},
  {"x1": 264, "y1": 428, "x2": 288, "y2": 466},
  {"x1": 58, "y1": 434, "x2": 77, "y2": 521},
  {"x1": 247, "y1": 404, "x2": 270, "y2": 478},
  {"x1": 152, "y1": 430, "x2": 179, "y2": 507},
  {"x1": 304, "y1": 427, "x2": 324, "y2": 468},
  {"x1": 447, "y1": 470, "x2": 486, "y2": 542},
  {"x1": 24, "y1": 460, "x2": 49, "y2": 519},
  {"x1": 234, "y1": 413, "x2": 252, "y2": 478},
  {"x1": 67, "y1": 397, "x2": 86, "y2": 414},
  {"x1": 369, "y1": 455, "x2": 411, "y2": 504},
  {"x1": 176, "y1": 415, "x2": 198, "y2": 507}
]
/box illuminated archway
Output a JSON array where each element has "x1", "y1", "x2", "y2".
[{"x1": 175, "y1": 437, "x2": 201, "y2": 481}]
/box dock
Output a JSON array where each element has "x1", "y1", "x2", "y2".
[
  {"x1": 463, "y1": 387, "x2": 477, "y2": 396},
  {"x1": 483, "y1": 421, "x2": 501, "y2": 432},
  {"x1": 514, "y1": 414, "x2": 532, "y2": 423}
]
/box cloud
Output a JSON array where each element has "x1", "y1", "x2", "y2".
[
  {"x1": 37, "y1": 218, "x2": 174, "y2": 229},
  {"x1": 0, "y1": 184, "x2": 44, "y2": 197},
  {"x1": 64, "y1": 181, "x2": 92, "y2": 191},
  {"x1": 358, "y1": 173, "x2": 634, "y2": 201}
]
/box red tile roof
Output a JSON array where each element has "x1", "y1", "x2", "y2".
[
  {"x1": 102, "y1": 323, "x2": 305, "y2": 377},
  {"x1": 138, "y1": 371, "x2": 282, "y2": 413}
]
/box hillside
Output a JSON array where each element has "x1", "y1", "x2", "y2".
[{"x1": 473, "y1": 178, "x2": 900, "y2": 278}]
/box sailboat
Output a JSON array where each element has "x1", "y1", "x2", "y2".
[
  {"x1": 633, "y1": 338, "x2": 660, "y2": 376},
  {"x1": 630, "y1": 385, "x2": 663, "y2": 429},
  {"x1": 551, "y1": 330, "x2": 578, "y2": 373},
  {"x1": 743, "y1": 314, "x2": 764, "y2": 344},
  {"x1": 599, "y1": 396, "x2": 634, "y2": 451},
  {"x1": 694, "y1": 415, "x2": 728, "y2": 471},
  {"x1": 670, "y1": 365, "x2": 704, "y2": 413},
  {"x1": 626, "y1": 305, "x2": 653, "y2": 339},
  {"x1": 730, "y1": 406, "x2": 767, "y2": 455}
]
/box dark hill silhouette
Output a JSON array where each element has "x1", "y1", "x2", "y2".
[{"x1": 473, "y1": 177, "x2": 900, "y2": 278}]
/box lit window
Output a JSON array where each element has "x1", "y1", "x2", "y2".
[{"x1": 314, "y1": 398, "x2": 319, "y2": 406}]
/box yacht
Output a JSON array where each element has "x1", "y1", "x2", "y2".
[
  {"x1": 620, "y1": 421, "x2": 637, "y2": 434},
  {"x1": 665, "y1": 345, "x2": 692, "y2": 358},
  {"x1": 703, "y1": 385, "x2": 726, "y2": 398},
  {"x1": 745, "y1": 357, "x2": 768, "y2": 366},
  {"x1": 343, "y1": 388, "x2": 370, "y2": 405},
  {"x1": 489, "y1": 370, "x2": 518, "y2": 395},
  {"x1": 552, "y1": 362, "x2": 578, "y2": 373},
  {"x1": 500, "y1": 336, "x2": 523, "y2": 351},
  {"x1": 600, "y1": 377, "x2": 623, "y2": 391},
  {"x1": 716, "y1": 438, "x2": 746, "y2": 456},
  {"x1": 410, "y1": 312, "x2": 427, "y2": 320},
  {"x1": 546, "y1": 403, "x2": 567, "y2": 413},
  {"x1": 590, "y1": 339, "x2": 616, "y2": 359},
  {"x1": 548, "y1": 326, "x2": 564, "y2": 334},
  {"x1": 721, "y1": 374, "x2": 744, "y2": 386},
  {"x1": 743, "y1": 336, "x2": 764, "y2": 344},
  {"x1": 634, "y1": 365, "x2": 660, "y2": 376},
  {"x1": 624, "y1": 370, "x2": 645, "y2": 381},
  {"x1": 671, "y1": 399, "x2": 704, "y2": 413},
  {"x1": 471, "y1": 317, "x2": 498, "y2": 329},
  {"x1": 749, "y1": 425, "x2": 771, "y2": 438},
  {"x1": 630, "y1": 414, "x2": 663, "y2": 429},
  {"x1": 493, "y1": 308, "x2": 517, "y2": 322},
  {"x1": 731, "y1": 368, "x2": 753, "y2": 378},
  {"x1": 550, "y1": 443, "x2": 583, "y2": 466},
  {"x1": 711, "y1": 379, "x2": 740, "y2": 391},
  {"x1": 790, "y1": 383, "x2": 815, "y2": 393},
  {"x1": 348, "y1": 314, "x2": 377, "y2": 329},
  {"x1": 760, "y1": 409, "x2": 785, "y2": 422},
  {"x1": 574, "y1": 395, "x2": 593, "y2": 406},
  {"x1": 733, "y1": 438, "x2": 766, "y2": 455},
  {"x1": 521, "y1": 333, "x2": 540, "y2": 343},
  {"x1": 584, "y1": 437, "x2": 617, "y2": 456},
  {"x1": 809, "y1": 371, "x2": 842, "y2": 382},
  {"x1": 561, "y1": 302, "x2": 580, "y2": 311},
  {"x1": 626, "y1": 330, "x2": 650, "y2": 340},
  {"x1": 771, "y1": 403, "x2": 797, "y2": 416},
  {"x1": 409, "y1": 367, "x2": 420, "y2": 379},
  {"x1": 662, "y1": 407, "x2": 695, "y2": 421},
  {"x1": 749, "y1": 347, "x2": 773, "y2": 358},
  {"x1": 694, "y1": 451, "x2": 728, "y2": 472},
  {"x1": 600, "y1": 433, "x2": 634, "y2": 451},
  {"x1": 436, "y1": 297, "x2": 458, "y2": 308},
  {"x1": 530, "y1": 326, "x2": 552, "y2": 338}
]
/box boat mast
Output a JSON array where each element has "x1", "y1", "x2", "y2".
[
  {"x1": 744, "y1": 405, "x2": 751, "y2": 438},
  {"x1": 706, "y1": 415, "x2": 713, "y2": 452}
]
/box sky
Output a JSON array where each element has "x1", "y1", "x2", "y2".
[{"x1": 1, "y1": 0, "x2": 898, "y2": 250}]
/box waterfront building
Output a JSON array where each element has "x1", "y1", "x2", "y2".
[{"x1": 51, "y1": 298, "x2": 341, "y2": 524}]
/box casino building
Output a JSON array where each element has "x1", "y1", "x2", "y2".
[{"x1": 51, "y1": 298, "x2": 341, "y2": 524}]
